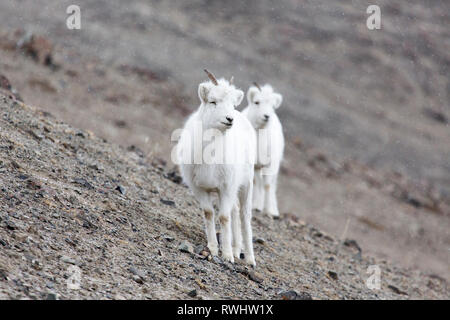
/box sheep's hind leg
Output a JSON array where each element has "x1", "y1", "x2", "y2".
[
  {"x1": 240, "y1": 181, "x2": 256, "y2": 266},
  {"x1": 194, "y1": 189, "x2": 218, "y2": 256},
  {"x1": 252, "y1": 168, "x2": 264, "y2": 212},
  {"x1": 263, "y1": 175, "x2": 279, "y2": 218}
]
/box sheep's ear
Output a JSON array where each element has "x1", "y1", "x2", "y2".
[
  {"x1": 234, "y1": 89, "x2": 244, "y2": 106},
  {"x1": 198, "y1": 83, "x2": 210, "y2": 104},
  {"x1": 247, "y1": 87, "x2": 259, "y2": 104},
  {"x1": 273, "y1": 93, "x2": 283, "y2": 109}
]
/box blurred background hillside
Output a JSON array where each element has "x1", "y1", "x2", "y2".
[{"x1": 0, "y1": 0, "x2": 449, "y2": 279}]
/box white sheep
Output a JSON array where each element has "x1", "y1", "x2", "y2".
[
  {"x1": 242, "y1": 83, "x2": 284, "y2": 217},
  {"x1": 176, "y1": 70, "x2": 257, "y2": 266}
]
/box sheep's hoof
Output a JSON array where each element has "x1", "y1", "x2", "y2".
[
  {"x1": 222, "y1": 252, "x2": 235, "y2": 263},
  {"x1": 253, "y1": 201, "x2": 263, "y2": 212},
  {"x1": 264, "y1": 209, "x2": 279, "y2": 218},
  {"x1": 245, "y1": 256, "x2": 256, "y2": 267},
  {"x1": 233, "y1": 248, "x2": 242, "y2": 260}
]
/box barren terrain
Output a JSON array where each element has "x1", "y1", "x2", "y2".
[{"x1": 0, "y1": 0, "x2": 449, "y2": 299}]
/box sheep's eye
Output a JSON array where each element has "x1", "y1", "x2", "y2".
[
  {"x1": 255, "y1": 101, "x2": 260, "y2": 105},
  {"x1": 210, "y1": 101, "x2": 216, "y2": 105}
]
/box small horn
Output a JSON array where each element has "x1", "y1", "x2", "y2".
[
  {"x1": 230, "y1": 76, "x2": 234, "y2": 84},
  {"x1": 204, "y1": 69, "x2": 218, "y2": 85},
  {"x1": 253, "y1": 82, "x2": 261, "y2": 91}
]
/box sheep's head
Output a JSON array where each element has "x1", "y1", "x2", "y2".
[
  {"x1": 246, "y1": 83, "x2": 282, "y2": 129},
  {"x1": 198, "y1": 69, "x2": 244, "y2": 131}
]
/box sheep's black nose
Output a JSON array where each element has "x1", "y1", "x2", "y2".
[
  {"x1": 264, "y1": 114, "x2": 270, "y2": 120},
  {"x1": 226, "y1": 116, "x2": 234, "y2": 123}
]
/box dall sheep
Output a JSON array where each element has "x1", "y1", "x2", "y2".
[
  {"x1": 242, "y1": 83, "x2": 284, "y2": 217},
  {"x1": 176, "y1": 70, "x2": 257, "y2": 266}
]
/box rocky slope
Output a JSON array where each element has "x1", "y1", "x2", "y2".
[
  {"x1": 0, "y1": 95, "x2": 448, "y2": 299},
  {"x1": 0, "y1": 94, "x2": 448, "y2": 299},
  {"x1": 0, "y1": 24, "x2": 449, "y2": 280}
]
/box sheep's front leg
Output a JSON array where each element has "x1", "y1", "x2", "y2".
[
  {"x1": 231, "y1": 204, "x2": 242, "y2": 260},
  {"x1": 252, "y1": 168, "x2": 264, "y2": 211},
  {"x1": 194, "y1": 189, "x2": 218, "y2": 256},
  {"x1": 240, "y1": 180, "x2": 256, "y2": 266},
  {"x1": 263, "y1": 174, "x2": 279, "y2": 217},
  {"x1": 218, "y1": 191, "x2": 235, "y2": 263}
]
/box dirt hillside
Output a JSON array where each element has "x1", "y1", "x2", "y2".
[{"x1": 0, "y1": 94, "x2": 447, "y2": 299}]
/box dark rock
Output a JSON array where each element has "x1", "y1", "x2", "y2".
[
  {"x1": 236, "y1": 267, "x2": 263, "y2": 284},
  {"x1": 187, "y1": 289, "x2": 197, "y2": 298},
  {"x1": 81, "y1": 217, "x2": 98, "y2": 230},
  {"x1": 165, "y1": 169, "x2": 182, "y2": 184},
  {"x1": 26, "y1": 129, "x2": 43, "y2": 141},
  {"x1": 0, "y1": 74, "x2": 22, "y2": 101},
  {"x1": 127, "y1": 145, "x2": 145, "y2": 158},
  {"x1": 254, "y1": 237, "x2": 266, "y2": 245},
  {"x1": 163, "y1": 235, "x2": 175, "y2": 242},
  {"x1": 194, "y1": 244, "x2": 205, "y2": 255},
  {"x1": 26, "y1": 179, "x2": 41, "y2": 190},
  {"x1": 423, "y1": 108, "x2": 448, "y2": 124},
  {"x1": 178, "y1": 240, "x2": 194, "y2": 254},
  {"x1": 4, "y1": 220, "x2": 17, "y2": 230},
  {"x1": 248, "y1": 271, "x2": 264, "y2": 284},
  {"x1": 0, "y1": 74, "x2": 12, "y2": 90},
  {"x1": 115, "y1": 185, "x2": 126, "y2": 195},
  {"x1": 0, "y1": 269, "x2": 7, "y2": 281},
  {"x1": 404, "y1": 194, "x2": 422, "y2": 208},
  {"x1": 31, "y1": 259, "x2": 42, "y2": 270},
  {"x1": 343, "y1": 239, "x2": 362, "y2": 253},
  {"x1": 160, "y1": 198, "x2": 175, "y2": 206},
  {"x1": 132, "y1": 275, "x2": 144, "y2": 284},
  {"x1": 388, "y1": 285, "x2": 408, "y2": 295},
  {"x1": 327, "y1": 271, "x2": 338, "y2": 281},
  {"x1": 10, "y1": 160, "x2": 21, "y2": 169},
  {"x1": 73, "y1": 178, "x2": 94, "y2": 190},
  {"x1": 114, "y1": 119, "x2": 127, "y2": 128},
  {"x1": 129, "y1": 267, "x2": 146, "y2": 283},
  {"x1": 65, "y1": 238, "x2": 78, "y2": 247},
  {"x1": 278, "y1": 290, "x2": 312, "y2": 300},
  {"x1": 46, "y1": 292, "x2": 58, "y2": 300},
  {"x1": 17, "y1": 33, "x2": 56, "y2": 67}
]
